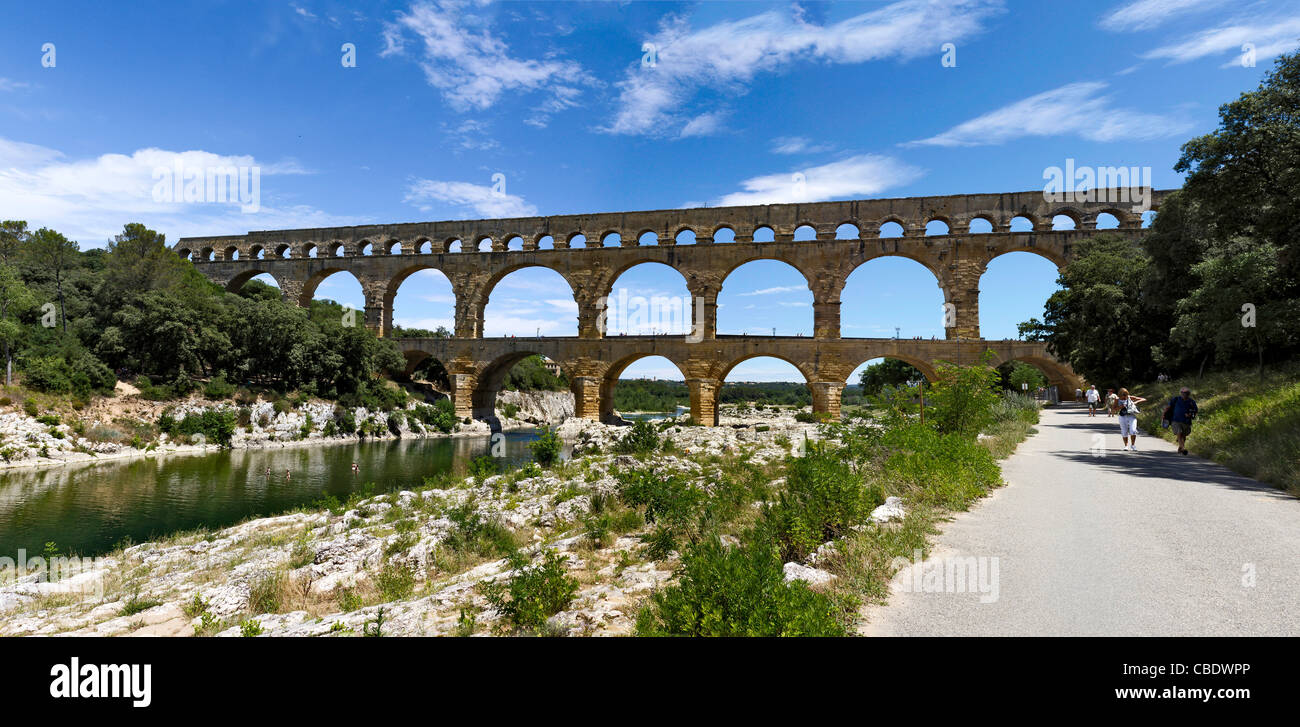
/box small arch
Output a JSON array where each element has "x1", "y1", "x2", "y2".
[
  {"x1": 1051, "y1": 214, "x2": 1077, "y2": 230},
  {"x1": 878, "y1": 221, "x2": 904, "y2": 238},
  {"x1": 201, "y1": 247, "x2": 216, "y2": 262},
  {"x1": 602, "y1": 232, "x2": 622, "y2": 247},
  {"x1": 1095, "y1": 212, "x2": 1120, "y2": 230},
  {"x1": 968, "y1": 217, "x2": 994, "y2": 234},
  {"x1": 537, "y1": 235, "x2": 555, "y2": 250},
  {"x1": 274, "y1": 244, "x2": 292, "y2": 259},
  {"x1": 674, "y1": 228, "x2": 696, "y2": 245},
  {"x1": 250, "y1": 244, "x2": 266, "y2": 260},
  {"x1": 328, "y1": 242, "x2": 346, "y2": 257},
  {"x1": 506, "y1": 235, "x2": 525, "y2": 251},
  {"x1": 223, "y1": 246, "x2": 240, "y2": 261},
  {"x1": 303, "y1": 243, "x2": 318, "y2": 259},
  {"x1": 713, "y1": 226, "x2": 736, "y2": 243},
  {"x1": 477, "y1": 237, "x2": 494, "y2": 252},
  {"x1": 447, "y1": 239, "x2": 463, "y2": 253},
  {"x1": 175, "y1": 248, "x2": 192, "y2": 260},
  {"x1": 835, "y1": 223, "x2": 860, "y2": 240},
  {"x1": 567, "y1": 233, "x2": 587, "y2": 249},
  {"x1": 637, "y1": 230, "x2": 659, "y2": 246},
  {"x1": 1141, "y1": 210, "x2": 1156, "y2": 228},
  {"x1": 414, "y1": 238, "x2": 433, "y2": 254},
  {"x1": 386, "y1": 239, "x2": 403, "y2": 255},
  {"x1": 752, "y1": 226, "x2": 775, "y2": 243},
  {"x1": 793, "y1": 224, "x2": 817, "y2": 241},
  {"x1": 359, "y1": 241, "x2": 374, "y2": 256},
  {"x1": 1009, "y1": 215, "x2": 1035, "y2": 232},
  {"x1": 925, "y1": 220, "x2": 950, "y2": 236}
]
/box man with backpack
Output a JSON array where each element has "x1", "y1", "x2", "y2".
[{"x1": 1162, "y1": 387, "x2": 1199, "y2": 455}]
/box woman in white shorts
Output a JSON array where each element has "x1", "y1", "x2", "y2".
[{"x1": 1115, "y1": 388, "x2": 1145, "y2": 451}]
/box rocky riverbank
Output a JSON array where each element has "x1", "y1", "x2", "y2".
[{"x1": 0, "y1": 408, "x2": 846, "y2": 636}]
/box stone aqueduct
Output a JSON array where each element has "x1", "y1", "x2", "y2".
[{"x1": 177, "y1": 188, "x2": 1168, "y2": 425}]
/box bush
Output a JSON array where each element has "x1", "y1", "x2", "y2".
[
  {"x1": 766, "y1": 442, "x2": 883, "y2": 562},
  {"x1": 442, "y1": 503, "x2": 517, "y2": 558},
  {"x1": 877, "y1": 423, "x2": 1002, "y2": 510},
  {"x1": 927, "y1": 355, "x2": 1001, "y2": 438},
  {"x1": 468, "y1": 454, "x2": 500, "y2": 479},
  {"x1": 247, "y1": 570, "x2": 285, "y2": 615},
  {"x1": 411, "y1": 399, "x2": 457, "y2": 433},
  {"x1": 375, "y1": 559, "x2": 417, "y2": 602},
  {"x1": 158, "y1": 409, "x2": 238, "y2": 447},
  {"x1": 203, "y1": 374, "x2": 236, "y2": 400},
  {"x1": 480, "y1": 550, "x2": 578, "y2": 633},
  {"x1": 634, "y1": 537, "x2": 850, "y2": 637},
  {"x1": 614, "y1": 419, "x2": 660, "y2": 455},
  {"x1": 528, "y1": 427, "x2": 562, "y2": 466}
]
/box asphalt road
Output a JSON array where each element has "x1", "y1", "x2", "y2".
[{"x1": 862, "y1": 404, "x2": 1300, "y2": 636}]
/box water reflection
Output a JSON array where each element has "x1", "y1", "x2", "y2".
[{"x1": 0, "y1": 431, "x2": 545, "y2": 557}]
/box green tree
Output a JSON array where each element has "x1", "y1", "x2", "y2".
[
  {"x1": 858, "y1": 358, "x2": 925, "y2": 395},
  {"x1": 0, "y1": 264, "x2": 35, "y2": 385},
  {"x1": 23, "y1": 228, "x2": 79, "y2": 332},
  {"x1": 102, "y1": 223, "x2": 187, "y2": 296}
]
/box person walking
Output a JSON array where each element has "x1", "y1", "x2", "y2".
[
  {"x1": 1115, "y1": 388, "x2": 1146, "y2": 451},
  {"x1": 1085, "y1": 385, "x2": 1101, "y2": 417},
  {"x1": 1162, "y1": 387, "x2": 1199, "y2": 455},
  {"x1": 1075, "y1": 387, "x2": 1083, "y2": 402},
  {"x1": 1106, "y1": 389, "x2": 1119, "y2": 417}
]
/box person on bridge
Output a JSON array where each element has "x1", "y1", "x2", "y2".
[
  {"x1": 1162, "y1": 387, "x2": 1199, "y2": 455},
  {"x1": 1085, "y1": 385, "x2": 1101, "y2": 416},
  {"x1": 1115, "y1": 388, "x2": 1146, "y2": 451}
]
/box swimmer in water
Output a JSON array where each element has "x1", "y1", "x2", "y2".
[
  {"x1": 285, "y1": 469, "x2": 291, "y2": 480},
  {"x1": 351, "y1": 462, "x2": 359, "y2": 474}
]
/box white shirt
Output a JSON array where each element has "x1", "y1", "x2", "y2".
[{"x1": 1086, "y1": 389, "x2": 1100, "y2": 403}]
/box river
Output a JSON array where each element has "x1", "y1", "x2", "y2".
[{"x1": 0, "y1": 431, "x2": 549, "y2": 558}]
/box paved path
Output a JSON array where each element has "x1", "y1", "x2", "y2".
[{"x1": 862, "y1": 405, "x2": 1300, "y2": 636}]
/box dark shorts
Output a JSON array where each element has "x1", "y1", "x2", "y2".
[{"x1": 1171, "y1": 421, "x2": 1192, "y2": 436}]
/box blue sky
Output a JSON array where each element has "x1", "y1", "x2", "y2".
[{"x1": 2, "y1": 0, "x2": 1297, "y2": 381}]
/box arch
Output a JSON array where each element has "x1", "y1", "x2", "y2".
[
  {"x1": 476, "y1": 236, "x2": 494, "y2": 252},
  {"x1": 249, "y1": 244, "x2": 266, "y2": 260},
  {"x1": 482, "y1": 265, "x2": 578, "y2": 337},
  {"x1": 847, "y1": 354, "x2": 939, "y2": 387},
  {"x1": 1141, "y1": 210, "x2": 1156, "y2": 228},
  {"x1": 637, "y1": 230, "x2": 659, "y2": 246},
  {"x1": 980, "y1": 251, "x2": 1063, "y2": 340},
  {"x1": 712, "y1": 226, "x2": 736, "y2": 243},
  {"x1": 1008, "y1": 215, "x2": 1035, "y2": 232},
  {"x1": 673, "y1": 228, "x2": 696, "y2": 245},
  {"x1": 599, "y1": 353, "x2": 688, "y2": 422},
  {"x1": 793, "y1": 224, "x2": 817, "y2": 241},
  {"x1": 301, "y1": 268, "x2": 366, "y2": 310},
  {"x1": 719, "y1": 353, "x2": 812, "y2": 385},
  {"x1": 878, "y1": 220, "x2": 905, "y2": 238},
  {"x1": 925, "y1": 219, "x2": 950, "y2": 236},
  {"x1": 471, "y1": 351, "x2": 572, "y2": 421},
  {"x1": 272, "y1": 244, "x2": 291, "y2": 259},
  {"x1": 1094, "y1": 212, "x2": 1120, "y2": 230},
  {"x1": 605, "y1": 262, "x2": 693, "y2": 336},
  {"x1": 223, "y1": 246, "x2": 240, "y2": 261},
  {"x1": 302, "y1": 243, "x2": 318, "y2": 259},
  {"x1": 989, "y1": 353, "x2": 1075, "y2": 395},
  {"x1": 224, "y1": 269, "x2": 280, "y2": 294},
  {"x1": 200, "y1": 246, "x2": 215, "y2": 262},
  {"x1": 323, "y1": 241, "x2": 346, "y2": 257},
  {"x1": 601, "y1": 231, "x2": 622, "y2": 247},
  {"x1": 752, "y1": 225, "x2": 775, "y2": 243},
  {"x1": 537, "y1": 235, "x2": 555, "y2": 250},
  {"x1": 385, "y1": 239, "x2": 402, "y2": 255},
  {"x1": 358, "y1": 240, "x2": 374, "y2": 256},
  {"x1": 841, "y1": 256, "x2": 945, "y2": 339},
  {"x1": 717, "y1": 259, "x2": 813, "y2": 336},
  {"x1": 1050, "y1": 211, "x2": 1080, "y2": 230},
  {"x1": 506, "y1": 235, "x2": 525, "y2": 251},
  {"x1": 567, "y1": 232, "x2": 587, "y2": 248},
  {"x1": 400, "y1": 350, "x2": 452, "y2": 390},
  {"x1": 386, "y1": 265, "x2": 455, "y2": 337},
  {"x1": 412, "y1": 237, "x2": 433, "y2": 255},
  {"x1": 175, "y1": 247, "x2": 192, "y2": 261},
  {"x1": 968, "y1": 217, "x2": 995, "y2": 234},
  {"x1": 835, "y1": 223, "x2": 860, "y2": 240},
  {"x1": 447, "y1": 238, "x2": 463, "y2": 253}
]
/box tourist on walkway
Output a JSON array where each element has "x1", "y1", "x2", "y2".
[
  {"x1": 1085, "y1": 385, "x2": 1100, "y2": 417},
  {"x1": 1106, "y1": 388, "x2": 1119, "y2": 417},
  {"x1": 1116, "y1": 388, "x2": 1145, "y2": 451},
  {"x1": 1162, "y1": 387, "x2": 1199, "y2": 455}
]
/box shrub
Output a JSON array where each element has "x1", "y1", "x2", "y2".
[
  {"x1": 469, "y1": 454, "x2": 500, "y2": 479},
  {"x1": 480, "y1": 550, "x2": 578, "y2": 633},
  {"x1": 203, "y1": 374, "x2": 236, "y2": 400},
  {"x1": 528, "y1": 427, "x2": 562, "y2": 466},
  {"x1": 442, "y1": 503, "x2": 517, "y2": 558},
  {"x1": 617, "y1": 468, "x2": 705, "y2": 534},
  {"x1": 333, "y1": 406, "x2": 357, "y2": 434},
  {"x1": 375, "y1": 559, "x2": 417, "y2": 602},
  {"x1": 634, "y1": 537, "x2": 850, "y2": 636},
  {"x1": 927, "y1": 355, "x2": 1001, "y2": 438},
  {"x1": 765, "y1": 442, "x2": 883, "y2": 562},
  {"x1": 410, "y1": 399, "x2": 457, "y2": 433},
  {"x1": 877, "y1": 423, "x2": 1002, "y2": 510},
  {"x1": 614, "y1": 419, "x2": 660, "y2": 455},
  {"x1": 246, "y1": 570, "x2": 285, "y2": 614},
  {"x1": 239, "y1": 619, "x2": 264, "y2": 637}
]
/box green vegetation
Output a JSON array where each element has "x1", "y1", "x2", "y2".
[
  {"x1": 1138, "y1": 364, "x2": 1300, "y2": 495},
  {"x1": 527, "y1": 427, "x2": 563, "y2": 466},
  {"x1": 858, "y1": 358, "x2": 925, "y2": 396},
  {"x1": 502, "y1": 355, "x2": 567, "y2": 391},
  {"x1": 612, "y1": 378, "x2": 687, "y2": 412},
  {"x1": 480, "y1": 550, "x2": 578, "y2": 634}
]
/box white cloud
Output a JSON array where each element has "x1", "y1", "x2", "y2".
[
  {"x1": 0, "y1": 78, "x2": 30, "y2": 92},
  {"x1": 1098, "y1": 0, "x2": 1225, "y2": 31},
  {"x1": 1141, "y1": 17, "x2": 1300, "y2": 65},
  {"x1": 0, "y1": 137, "x2": 356, "y2": 246},
  {"x1": 909, "y1": 81, "x2": 1191, "y2": 146},
  {"x1": 605, "y1": 0, "x2": 1003, "y2": 137},
  {"x1": 739, "y1": 285, "x2": 806, "y2": 296},
  {"x1": 771, "y1": 136, "x2": 834, "y2": 155},
  {"x1": 678, "y1": 111, "x2": 727, "y2": 138},
  {"x1": 713, "y1": 154, "x2": 923, "y2": 206},
  {"x1": 404, "y1": 178, "x2": 538, "y2": 218},
  {"x1": 381, "y1": 0, "x2": 591, "y2": 126}
]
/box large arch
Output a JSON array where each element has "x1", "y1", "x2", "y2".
[
  {"x1": 980, "y1": 251, "x2": 1063, "y2": 340},
  {"x1": 301, "y1": 268, "x2": 365, "y2": 311},
  {"x1": 224, "y1": 269, "x2": 280, "y2": 294},
  {"x1": 717, "y1": 260, "x2": 814, "y2": 336},
  {"x1": 385, "y1": 265, "x2": 455, "y2": 336},
  {"x1": 470, "y1": 351, "x2": 571, "y2": 423},
  {"x1": 599, "y1": 353, "x2": 688, "y2": 422},
  {"x1": 841, "y1": 256, "x2": 945, "y2": 339},
  {"x1": 604, "y1": 262, "x2": 693, "y2": 336},
  {"x1": 482, "y1": 265, "x2": 578, "y2": 337}
]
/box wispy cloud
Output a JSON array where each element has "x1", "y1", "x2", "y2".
[
  {"x1": 604, "y1": 0, "x2": 1003, "y2": 138},
  {"x1": 0, "y1": 137, "x2": 351, "y2": 246},
  {"x1": 1098, "y1": 0, "x2": 1226, "y2": 31},
  {"x1": 712, "y1": 154, "x2": 923, "y2": 206},
  {"x1": 771, "y1": 136, "x2": 834, "y2": 155},
  {"x1": 1141, "y1": 16, "x2": 1300, "y2": 66},
  {"x1": 0, "y1": 78, "x2": 30, "y2": 92},
  {"x1": 739, "y1": 285, "x2": 806, "y2": 297},
  {"x1": 909, "y1": 81, "x2": 1190, "y2": 146},
  {"x1": 381, "y1": 0, "x2": 592, "y2": 127},
  {"x1": 404, "y1": 178, "x2": 537, "y2": 218}
]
